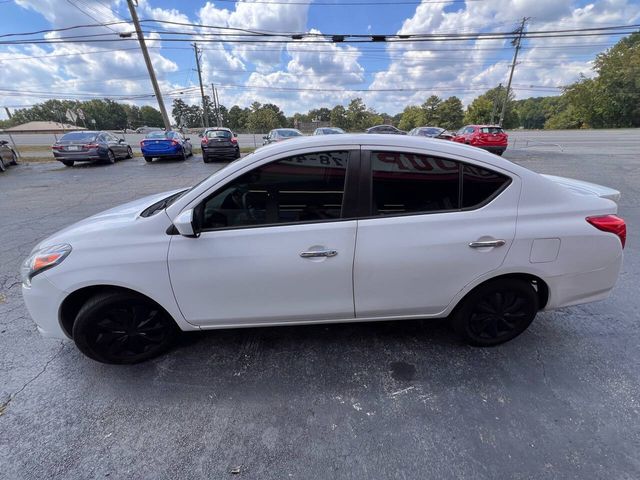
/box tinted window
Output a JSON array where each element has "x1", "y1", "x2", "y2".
[
  {"x1": 371, "y1": 152, "x2": 460, "y2": 215},
  {"x1": 60, "y1": 132, "x2": 97, "y2": 142},
  {"x1": 207, "y1": 130, "x2": 231, "y2": 138},
  {"x1": 462, "y1": 164, "x2": 509, "y2": 208},
  {"x1": 197, "y1": 151, "x2": 349, "y2": 230},
  {"x1": 480, "y1": 127, "x2": 505, "y2": 134},
  {"x1": 278, "y1": 130, "x2": 302, "y2": 138},
  {"x1": 146, "y1": 131, "x2": 167, "y2": 139}
]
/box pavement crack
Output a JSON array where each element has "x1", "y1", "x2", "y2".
[
  {"x1": 0, "y1": 341, "x2": 65, "y2": 418},
  {"x1": 535, "y1": 346, "x2": 549, "y2": 386}
]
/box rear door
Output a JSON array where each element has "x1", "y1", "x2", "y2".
[{"x1": 353, "y1": 147, "x2": 519, "y2": 318}]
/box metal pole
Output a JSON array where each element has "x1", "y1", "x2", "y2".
[
  {"x1": 214, "y1": 86, "x2": 222, "y2": 127},
  {"x1": 193, "y1": 43, "x2": 208, "y2": 128},
  {"x1": 126, "y1": 0, "x2": 172, "y2": 131},
  {"x1": 499, "y1": 17, "x2": 527, "y2": 127},
  {"x1": 210, "y1": 84, "x2": 218, "y2": 127}
]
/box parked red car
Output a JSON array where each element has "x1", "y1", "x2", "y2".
[{"x1": 453, "y1": 125, "x2": 508, "y2": 155}]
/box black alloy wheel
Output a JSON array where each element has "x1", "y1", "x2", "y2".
[
  {"x1": 126, "y1": 146, "x2": 133, "y2": 159},
  {"x1": 452, "y1": 278, "x2": 538, "y2": 347},
  {"x1": 10, "y1": 152, "x2": 18, "y2": 165},
  {"x1": 106, "y1": 149, "x2": 116, "y2": 164},
  {"x1": 0, "y1": 156, "x2": 5, "y2": 172},
  {"x1": 72, "y1": 292, "x2": 178, "y2": 364}
]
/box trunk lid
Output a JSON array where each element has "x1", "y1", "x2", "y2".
[{"x1": 542, "y1": 174, "x2": 621, "y2": 202}]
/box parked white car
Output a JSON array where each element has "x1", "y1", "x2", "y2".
[{"x1": 22, "y1": 135, "x2": 626, "y2": 364}]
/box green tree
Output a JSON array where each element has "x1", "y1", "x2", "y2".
[
  {"x1": 435, "y1": 96, "x2": 464, "y2": 130},
  {"x1": 464, "y1": 86, "x2": 518, "y2": 128},
  {"x1": 227, "y1": 105, "x2": 250, "y2": 131},
  {"x1": 247, "y1": 107, "x2": 280, "y2": 132},
  {"x1": 139, "y1": 106, "x2": 164, "y2": 128},
  {"x1": 422, "y1": 95, "x2": 442, "y2": 125},
  {"x1": 346, "y1": 98, "x2": 368, "y2": 131},
  {"x1": 330, "y1": 105, "x2": 348, "y2": 130},
  {"x1": 398, "y1": 105, "x2": 426, "y2": 131},
  {"x1": 172, "y1": 99, "x2": 201, "y2": 128}
]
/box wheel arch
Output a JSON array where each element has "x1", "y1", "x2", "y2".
[
  {"x1": 449, "y1": 272, "x2": 549, "y2": 316},
  {"x1": 59, "y1": 284, "x2": 182, "y2": 337}
]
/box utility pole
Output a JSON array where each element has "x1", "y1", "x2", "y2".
[
  {"x1": 211, "y1": 84, "x2": 222, "y2": 127},
  {"x1": 499, "y1": 17, "x2": 528, "y2": 127},
  {"x1": 4, "y1": 107, "x2": 11, "y2": 119},
  {"x1": 193, "y1": 43, "x2": 208, "y2": 128},
  {"x1": 490, "y1": 83, "x2": 502, "y2": 124},
  {"x1": 126, "y1": 0, "x2": 172, "y2": 131}
]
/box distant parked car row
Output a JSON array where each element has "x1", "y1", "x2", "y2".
[{"x1": 0, "y1": 140, "x2": 18, "y2": 172}]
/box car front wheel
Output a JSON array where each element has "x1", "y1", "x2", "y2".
[
  {"x1": 452, "y1": 278, "x2": 538, "y2": 347},
  {"x1": 126, "y1": 146, "x2": 133, "y2": 159},
  {"x1": 72, "y1": 292, "x2": 179, "y2": 364}
]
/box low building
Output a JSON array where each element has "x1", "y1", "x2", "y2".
[{"x1": 2, "y1": 121, "x2": 86, "y2": 134}]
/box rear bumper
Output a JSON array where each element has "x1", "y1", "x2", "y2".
[
  {"x1": 544, "y1": 253, "x2": 623, "y2": 310},
  {"x1": 203, "y1": 146, "x2": 238, "y2": 158},
  {"x1": 53, "y1": 150, "x2": 103, "y2": 162},
  {"x1": 476, "y1": 145, "x2": 506, "y2": 153},
  {"x1": 141, "y1": 147, "x2": 182, "y2": 157}
]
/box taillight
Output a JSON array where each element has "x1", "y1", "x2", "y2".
[
  {"x1": 201, "y1": 138, "x2": 207, "y2": 145},
  {"x1": 52, "y1": 145, "x2": 63, "y2": 150},
  {"x1": 140, "y1": 140, "x2": 146, "y2": 147},
  {"x1": 171, "y1": 140, "x2": 179, "y2": 146},
  {"x1": 83, "y1": 143, "x2": 99, "y2": 149},
  {"x1": 587, "y1": 215, "x2": 626, "y2": 248},
  {"x1": 231, "y1": 137, "x2": 237, "y2": 144}
]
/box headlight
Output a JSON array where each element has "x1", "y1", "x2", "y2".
[{"x1": 21, "y1": 244, "x2": 72, "y2": 287}]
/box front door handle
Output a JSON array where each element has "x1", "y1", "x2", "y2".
[
  {"x1": 469, "y1": 239, "x2": 506, "y2": 248},
  {"x1": 300, "y1": 249, "x2": 338, "y2": 258}
]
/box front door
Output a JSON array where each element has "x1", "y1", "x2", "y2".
[
  {"x1": 168, "y1": 149, "x2": 359, "y2": 327},
  {"x1": 353, "y1": 149, "x2": 519, "y2": 318}
]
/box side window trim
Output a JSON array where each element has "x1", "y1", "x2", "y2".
[
  {"x1": 359, "y1": 149, "x2": 512, "y2": 219},
  {"x1": 196, "y1": 148, "x2": 361, "y2": 233}
]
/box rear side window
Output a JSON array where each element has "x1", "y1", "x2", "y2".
[
  {"x1": 197, "y1": 151, "x2": 349, "y2": 230},
  {"x1": 60, "y1": 132, "x2": 96, "y2": 142},
  {"x1": 370, "y1": 151, "x2": 510, "y2": 216},
  {"x1": 371, "y1": 152, "x2": 460, "y2": 215},
  {"x1": 462, "y1": 164, "x2": 510, "y2": 208}
]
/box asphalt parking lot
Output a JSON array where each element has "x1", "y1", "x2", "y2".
[{"x1": 1, "y1": 130, "x2": 639, "y2": 479}]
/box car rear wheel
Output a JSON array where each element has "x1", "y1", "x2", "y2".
[
  {"x1": 235, "y1": 148, "x2": 241, "y2": 159},
  {"x1": 126, "y1": 146, "x2": 133, "y2": 159},
  {"x1": 452, "y1": 278, "x2": 538, "y2": 347},
  {"x1": 61, "y1": 160, "x2": 74, "y2": 167},
  {"x1": 144, "y1": 156, "x2": 153, "y2": 162},
  {"x1": 0, "y1": 156, "x2": 6, "y2": 172},
  {"x1": 10, "y1": 152, "x2": 18, "y2": 165},
  {"x1": 72, "y1": 292, "x2": 179, "y2": 364},
  {"x1": 203, "y1": 155, "x2": 211, "y2": 163},
  {"x1": 106, "y1": 150, "x2": 116, "y2": 164},
  {"x1": 180, "y1": 150, "x2": 187, "y2": 161}
]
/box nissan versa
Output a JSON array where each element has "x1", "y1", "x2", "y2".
[{"x1": 22, "y1": 135, "x2": 625, "y2": 364}]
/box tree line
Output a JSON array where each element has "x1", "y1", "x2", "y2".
[{"x1": 2, "y1": 32, "x2": 637, "y2": 132}]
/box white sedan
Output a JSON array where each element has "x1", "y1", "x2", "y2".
[{"x1": 22, "y1": 135, "x2": 626, "y2": 364}]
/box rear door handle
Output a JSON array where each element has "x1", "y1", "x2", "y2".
[
  {"x1": 469, "y1": 239, "x2": 506, "y2": 248},
  {"x1": 300, "y1": 249, "x2": 338, "y2": 258}
]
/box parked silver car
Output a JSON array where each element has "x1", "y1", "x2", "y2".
[
  {"x1": 0, "y1": 140, "x2": 18, "y2": 172},
  {"x1": 263, "y1": 128, "x2": 304, "y2": 145},
  {"x1": 313, "y1": 127, "x2": 345, "y2": 135}
]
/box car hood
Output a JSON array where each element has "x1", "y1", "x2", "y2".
[
  {"x1": 541, "y1": 174, "x2": 621, "y2": 202},
  {"x1": 33, "y1": 189, "x2": 184, "y2": 251}
]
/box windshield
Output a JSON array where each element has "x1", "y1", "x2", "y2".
[
  {"x1": 278, "y1": 130, "x2": 302, "y2": 137},
  {"x1": 59, "y1": 132, "x2": 96, "y2": 142},
  {"x1": 146, "y1": 131, "x2": 167, "y2": 139},
  {"x1": 206, "y1": 130, "x2": 232, "y2": 138}
]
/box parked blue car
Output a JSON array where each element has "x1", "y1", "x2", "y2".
[{"x1": 140, "y1": 131, "x2": 193, "y2": 162}]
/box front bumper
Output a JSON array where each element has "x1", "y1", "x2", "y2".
[{"x1": 22, "y1": 274, "x2": 69, "y2": 339}]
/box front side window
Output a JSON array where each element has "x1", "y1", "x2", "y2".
[
  {"x1": 196, "y1": 151, "x2": 350, "y2": 230},
  {"x1": 369, "y1": 151, "x2": 510, "y2": 216}
]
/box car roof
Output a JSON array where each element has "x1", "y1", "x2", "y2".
[{"x1": 204, "y1": 127, "x2": 231, "y2": 131}]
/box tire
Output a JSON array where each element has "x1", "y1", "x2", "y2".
[
  {"x1": 106, "y1": 149, "x2": 116, "y2": 164},
  {"x1": 61, "y1": 160, "x2": 74, "y2": 167},
  {"x1": 179, "y1": 149, "x2": 187, "y2": 161},
  {"x1": 0, "y1": 156, "x2": 5, "y2": 172},
  {"x1": 144, "y1": 156, "x2": 153, "y2": 163},
  {"x1": 495, "y1": 150, "x2": 504, "y2": 156},
  {"x1": 72, "y1": 291, "x2": 179, "y2": 364},
  {"x1": 203, "y1": 155, "x2": 212, "y2": 163},
  {"x1": 451, "y1": 278, "x2": 538, "y2": 347},
  {"x1": 10, "y1": 152, "x2": 18, "y2": 166},
  {"x1": 235, "y1": 148, "x2": 241, "y2": 159},
  {"x1": 126, "y1": 146, "x2": 133, "y2": 159}
]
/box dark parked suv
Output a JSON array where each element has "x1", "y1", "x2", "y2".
[
  {"x1": 201, "y1": 128, "x2": 240, "y2": 163},
  {"x1": 52, "y1": 131, "x2": 133, "y2": 167}
]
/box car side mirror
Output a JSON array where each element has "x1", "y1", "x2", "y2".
[
  {"x1": 263, "y1": 136, "x2": 268, "y2": 140},
  {"x1": 173, "y1": 209, "x2": 199, "y2": 237}
]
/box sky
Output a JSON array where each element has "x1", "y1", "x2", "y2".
[{"x1": 1, "y1": 0, "x2": 639, "y2": 121}]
